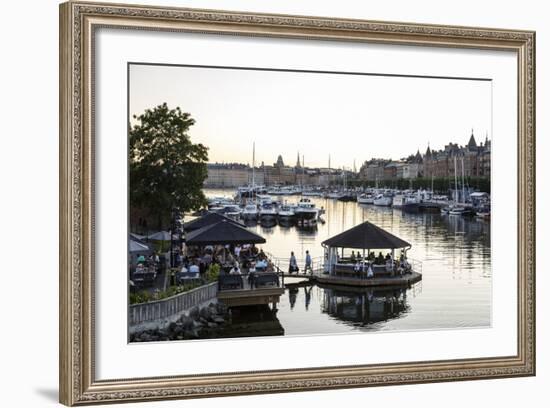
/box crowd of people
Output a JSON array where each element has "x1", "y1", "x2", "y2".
[
  {"x1": 177, "y1": 243, "x2": 275, "y2": 279},
  {"x1": 329, "y1": 249, "x2": 412, "y2": 278}
]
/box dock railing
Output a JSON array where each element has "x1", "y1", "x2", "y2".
[
  {"x1": 265, "y1": 252, "x2": 325, "y2": 277},
  {"x1": 129, "y1": 281, "x2": 217, "y2": 326}
]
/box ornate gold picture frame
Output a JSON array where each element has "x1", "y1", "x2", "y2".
[{"x1": 59, "y1": 1, "x2": 535, "y2": 405}]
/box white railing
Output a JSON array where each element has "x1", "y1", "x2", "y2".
[
  {"x1": 129, "y1": 282, "x2": 217, "y2": 325},
  {"x1": 265, "y1": 251, "x2": 324, "y2": 275}
]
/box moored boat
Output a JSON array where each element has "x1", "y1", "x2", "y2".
[
  {"x1": 241, "y1": 203, "x2": 258, "y2": 220},
  {"x1": 373, "y1": 193, "x2": 392, "y2": 206}
]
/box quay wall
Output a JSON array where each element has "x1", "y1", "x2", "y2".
[{"x1": 129, "y1": 282, "x2": 218, "y2": 333}]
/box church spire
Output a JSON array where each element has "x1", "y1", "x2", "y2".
[
  {"x1": 296, "y1": 151, "x2": 301, "y2": 168},
  {"x1": 467, "y1": 129, "x2": 477, "y2": 149}
]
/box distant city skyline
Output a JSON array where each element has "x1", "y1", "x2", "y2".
[{"x1": 129, "y1": 64, "x2": 492, "y2": 169}]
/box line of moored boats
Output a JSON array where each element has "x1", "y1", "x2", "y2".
[
  {"x1": 208, "y1": 185, "x2": 490, "y2": 221},
  {"x1": 208, "y1": 194, "x2": 323, "y2": 225}
]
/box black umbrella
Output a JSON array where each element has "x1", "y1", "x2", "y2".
[
  {"x1": 185, "y1": 220, "x2": 266, "y2": 246},
  {"x1": 184, "y1": 212, "x2": 242, "y2": 232}
]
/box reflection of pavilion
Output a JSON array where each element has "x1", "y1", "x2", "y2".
[{"x1": 320, "y1": 284, "x2": 409, "y2": 325}]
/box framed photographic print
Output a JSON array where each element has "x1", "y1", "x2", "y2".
[{"x1": 59, "y1": 1, "x2": 536, "y2": 405}]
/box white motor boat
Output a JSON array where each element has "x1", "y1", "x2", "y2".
[
  {"x1": 294, "y1": 198, "x2": 318, "y2": 222},
  {"x1": 373, "y1": 193, "x2": 392, "y2": 206},
  {"x1": 357, "y1": 193, "x2": 375, "y2": 204},
  {"x1": 448, "y1": 205, "x2": 467, "y2": 216},
  {"x1": 241, "y1": 204, "x2": 258, "y2": 220},
  {"x1": 277, "y1": 204, "x2": 295, "y2": 220},
  {"x1": 259, "y1": 202, "x2": 277, "y2": 220},
  {"x1": 221, "y1": 204, "x2": 241, "y2": 219},
  {"x1": 327, "y1": 191, "x2": 342, "y2": 199}
]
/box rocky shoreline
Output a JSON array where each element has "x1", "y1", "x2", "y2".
[{"x1": 130, "y1": 302, "x2": 228, "y2": 342}]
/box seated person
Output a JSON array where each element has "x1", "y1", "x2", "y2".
[
  {"x1": 255, "y1": 259, "x2": 268, "y2": 271},
  {"x1": 350, "y1": 251, "x2": 356, "y2": 262},
  {"x1": 135, "y1": 263, "x2": 145, "y2": 274},
  {"x1": 136, "y1": 254, "x2": 145, "y2": 264},
  {"x1": 353, "y1": 261, "x2": 362, "y2": 273},
  {"x1": 188, "y1": 263, "x2": 200, "y2": 275},
  {"x1": 229, "y1": 262, "x2": 241, "y2": 275}
]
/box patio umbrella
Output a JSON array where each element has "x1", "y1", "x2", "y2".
[
  {"x1": 184, "y1": 211, "x2": 242, "y2": 232},
  {"x1": 185, "y1": 220, "x2": 266, "y2": 246},
  {"x1": 129, "y1": 239, "x2": 152, "y2": 254},
  {"x1": 147, "y1": 231, "x2": 175, "y2": 241}
]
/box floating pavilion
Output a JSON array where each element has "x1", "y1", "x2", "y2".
[{"x1": 316, "y1": 221, "x2": 422, "y2": 287}]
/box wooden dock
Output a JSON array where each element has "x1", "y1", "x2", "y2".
[
  {"x1": 313, "y1": 271, "x2": 422, "y2": 287},
  {"x1": 217, "y1": 278, "x2": 284, "y2": 308}
]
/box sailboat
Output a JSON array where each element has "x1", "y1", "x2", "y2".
[{"x1": 447, "y1": 156, "x2": 475, "y2": 216}]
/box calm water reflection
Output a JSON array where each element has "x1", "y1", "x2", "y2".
[{"x1": 204, "y1": 189, "x2": 491, "y2": 335}]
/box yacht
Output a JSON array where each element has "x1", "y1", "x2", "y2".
[
  {"x1": 259, "y1": 202, "x2": 277, "y2": 221},
  {"x1": 327, "y1": 191, "x2": 342, "y2": 199},
  {"x1": 256, "y1": 194, "x2": 274, "y2": 206},
  {"x1": 373, "y1": 193, "x2": 392, "y2": 206},
  {"x1": 220, "y1": 204, "x2": 241, "y2": 219},
  {"x1": 448, "y1": 205, "x2": 467, "y2": 216},
  {"x1": 357, "y1": 193, "x2": 375, "y2": 204},
  {"x1": 337, "y1": 190, "x2": 357, "y2": 202},
  {"x1": 277, "y1": 203, "x2": 295, "y2": 221},
  {"x1": 294, "y1": 198, "x2": 319, "y2": 223},
  {"x1": 241, "y1": 204, "x2": 258, "y2": 220},
  {"x1": 476, "y1": 205, "x2": 491, "y2": 220},
  {"x1": 392, "y1": 194, "x2": 419, "y2": 212}
]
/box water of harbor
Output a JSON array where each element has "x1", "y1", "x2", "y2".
[{"x1": 204, "y1": 189, "x2": 491, "y2": 336}]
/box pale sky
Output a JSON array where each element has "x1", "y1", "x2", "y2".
[{"x1": 129, "y1": 64, "x2": 491, "y2": 169}]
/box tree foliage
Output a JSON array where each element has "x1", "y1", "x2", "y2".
[
  {"x1": 346, "y1": 176, "x2": 490, "y2": 194},
  {"x1": 129, "y1": 103, "x2": 208, "y2": 229}
]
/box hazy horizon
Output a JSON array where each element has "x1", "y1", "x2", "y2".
[{"x1": 129, "y1": 64, "x2": 492, "y2": 169}]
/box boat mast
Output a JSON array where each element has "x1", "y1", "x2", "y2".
[
  {"x1": 453, "y1": 155, "x2": 458, "y2": 203},
  {"x1": 461, "y1": 156, "x2": 466, "y2": 204},
  {"x1": 252, "y1": 141, "x2": 255, "y2": 188}
]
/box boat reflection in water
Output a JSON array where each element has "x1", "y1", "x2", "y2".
[{"x1": 320, "y1": 284, "x2": 410, "y2": 327}]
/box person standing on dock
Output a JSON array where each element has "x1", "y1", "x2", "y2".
[
  {"x1": 304, "y1": 250, "x2": 312, "y2": 274},
  {"x1": 289, "y1": 251, "x2": 298, "y2": 274}
]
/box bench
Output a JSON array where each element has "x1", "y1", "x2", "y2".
[
  {"x1": 132, "y1": 269, "x2": 157, "y2": 288},
  {"x1": 175, "y1": 271, "x2": 200, "y2": 285},
  {"x1": 249, "y1": 272, "x2": 279, "y2": 289},
  {"x1": 218, "y1": 274, "x2": 244, "y2": 290}
]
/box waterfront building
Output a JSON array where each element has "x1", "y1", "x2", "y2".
[
  {"x1": 205, "y1": 163, "x2": 249, "y2": 188},
  {"x1": 423, "y1": 131, "x2": 491, "y2": 179},
  {"x1": 402, "y1": 150, "x2": 423, "y2": 179},
  {"x1": 359, "y1": 159, "x2": 388, "y2": 182}
]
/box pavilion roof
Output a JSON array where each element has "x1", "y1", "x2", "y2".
[{"x1": 322, "y1": 221, "x2": 411, "y2": 249}]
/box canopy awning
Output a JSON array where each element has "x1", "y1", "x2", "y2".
[
  {"x1": 184, "y1": 211, "x2": 242, "y2": 232},
  {"x1": 129, "y1": 239, "x2": 152, "y2": 254},
  {"x1": 129, "y1": 232, "x2": 146, "y2": 241},
  {"x1": 185, "y1": 220, "x2": 266, "y2": 246},
  {"x1": 322, "y1": 221, "x2": 411, "y2": 249},
  {"x1": 147, "y1": 231, "x2": 175, "y2": 241}
]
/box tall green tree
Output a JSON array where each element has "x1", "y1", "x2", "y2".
[{"x1": 129, "y1": 103, "x2": 208, "y2": 230}]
